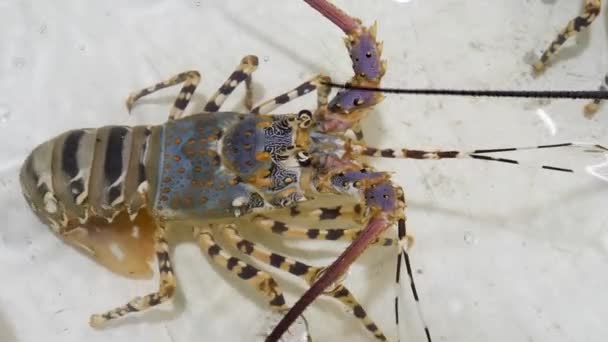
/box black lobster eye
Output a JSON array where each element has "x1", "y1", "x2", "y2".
[
  {"x1": 296, "y1": 151, "x2": 311, "y2": 167},
  {"x1": 297, "y1": 110, "x2": 313, "y2": 128},
  {"x1": 298, "y1": 109, "x2": 312, "y2": 120}
]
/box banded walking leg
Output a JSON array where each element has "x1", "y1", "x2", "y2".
[
  {"x1": 89, "y1": 223, "x2": 176, "y2": 327},
  {"x1": 584, "y1": 73, "x2": 608, "y2": 117},
  {"x1": 203, "y1": 55, "x2": 259, "y2": 112},
  {"x1": 286, "y1": 203, "x2": 360, "y2": 221},
  {"x1": 251, "y1": 75, "x2": 332, "y2": 115},
  {"x1": 252, "y1": 214, "x2": 396, "y2": 246},
  {"x1": 125, "y1": 70, "x2": 201, "y2": 120},
  {"x1": 533, "y1": 0, "x2": 602, "y2": 73},
  {"x1": 194, "y1": 226, "x2": 288, "y2": 311},
  {"x1": 220, "y1": 224, "x2": 388, "y2": 341}
]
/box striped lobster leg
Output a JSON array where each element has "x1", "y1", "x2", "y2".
[
  {"x1": 251, "y1": 75, "x2": 332, "y2": 115},
  {"x1": 533, "y1": 0, "x2": 602, "y2": 73},
  {"x1": 219, "y1": 224, "x2": 389, "y2": 341},
  {"x1": 252, "y1": 214, "x2": 396, "y2": 247},
  {"x1": 584, "y1": 73, "x2": 608, "y2": 117},
  {"x1": 203, "y1": 55, "x2": 259, "y2": 112},
  {"x1": 126, "y1": 70, "x2": 201, "y2": 120},
  {"x1": 194, "y1": 226, "x2": 289, "y2": 312},
  {"x1": 89, "y1": 222, "x2": 176, "y2": 327}
]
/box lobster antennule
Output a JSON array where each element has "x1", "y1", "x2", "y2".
[{"x1": 351, "y1": 141, "x2": 608, "y2": 176}]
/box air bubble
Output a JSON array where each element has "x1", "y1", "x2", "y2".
[
  {"x1": 12, "y1": 57, "x2": 26, "y2": 69},
  {"x1": 263, "y1": 56, "x2": 270, "y2": 62},
  {"x1": 464, "y1": 231, "x2": 478, "y2": 245},
  {"x1": 0, "y1": 105, "x2": 11, "y2": 124},
  {"x1": 448, "y1": 299, "x2": 463, "y2": 314}
]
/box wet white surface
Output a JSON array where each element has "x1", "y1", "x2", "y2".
[{"x1": 1, "y1": 1, "x2": 608, "y2": 341}]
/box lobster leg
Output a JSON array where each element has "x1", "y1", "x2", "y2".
[
  {"x1": 252, "y1": 215, "x2": 396, "y2": 246},
  {"x1": 125, "y1": 70, "x2": 201, "y2": 120},
  {"x1": 533, "y1": 0, "x2": 602, "y2": 73},
  {"x1": 194, "y1": 226, "x2": 288, "y2": 311},
  {"x1": 203, "y1": 55, "x2": 259, "y2": 112},
  {"x1": 89, "y1": 223, "x2": 176, "y2": 327},
  {"x1": 267, "y1": 213, "x2": 395, "y2": 342},
  {"x1": 251, "y1": 75, "x2": 331, "y2": 115},
  {"x1": 584, "y1": 73, "x2": 608, "y2": 117},
  {"x1": 126, "y1": 55, "x2": 259, "y2": 119},
  {"x1": 266, "y1": 169, "x2": 410, "y2": 341},
  {"x1": 220, "y1": 224, "x2": 388, "y2": 341},
  {"x1": 282, "y1": 203, "x2": 360, "y2": 221}
]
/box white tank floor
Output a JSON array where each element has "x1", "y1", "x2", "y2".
[{"x1": 1, "y1": 1, "x2": 608, "y2": 341}]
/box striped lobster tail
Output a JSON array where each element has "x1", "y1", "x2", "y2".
[{"x1": 19, "y1": 125, "x2": 161, "y2": 232}]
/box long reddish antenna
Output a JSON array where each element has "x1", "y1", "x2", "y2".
[{"x1": 302, "y1": 0, "x2": 360, "y2": 34}]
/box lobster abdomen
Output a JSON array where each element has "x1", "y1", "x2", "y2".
[{"x1": 19, "y1": 124, "x2": 161, "y2": 231}]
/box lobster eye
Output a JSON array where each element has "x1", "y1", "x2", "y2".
[
  {"x1": 296, "y1": 151, "x2": 311, "y2": 166},
  {"x1": 297, "y1": 110, "x2": 313, "y2": 128},
  {"x1": 298, "y1": 109, "x2": 312, "y2": 120}
]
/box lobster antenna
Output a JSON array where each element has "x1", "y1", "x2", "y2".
[
  {"x1": 389, "y1": 144, "x2": 607, "y2": 342},
  {"x1": 324, "y1": 82, "x2": 608, "y2": 100},
  {"x1": 395, "y1": 218, "x2": 432, "y2": 342}
]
